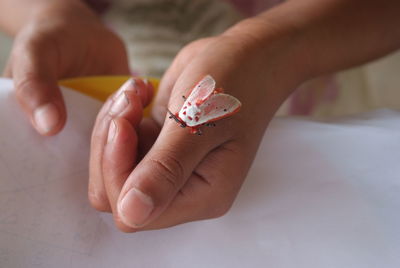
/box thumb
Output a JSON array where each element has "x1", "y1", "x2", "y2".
[
  {"x1": 12, "y1": 41, "x2": 66, "y2": 136},
  {"x1": 116, "y1": 74, "x2": 228, "y2": 228},
  {"x1": 116, "y1": 124, "x2": 214, "y2": 228}
]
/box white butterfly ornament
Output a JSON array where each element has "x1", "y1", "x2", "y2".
[{"x1": 168, "y1": 75, "x2": 242, "y2": 135}]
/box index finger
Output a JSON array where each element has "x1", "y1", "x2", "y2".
[{"x1": 12, "y1": 40, "x2": 66, "y2": 135}]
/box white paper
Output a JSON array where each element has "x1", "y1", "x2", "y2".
[{"x1": 0, "y1": 78, "x2": 399, "y2": 267}]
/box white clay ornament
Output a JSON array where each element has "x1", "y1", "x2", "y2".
[{"x1": 168, "y1": 75, "x2": 242, "y2": 135}]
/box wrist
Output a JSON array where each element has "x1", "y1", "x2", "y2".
[
  {"x1": 225, "y1": 15, "x2": 311, "y2": 83},
  {"x1": 220, "y1": 15, "x2": 311, "y2": 117}
]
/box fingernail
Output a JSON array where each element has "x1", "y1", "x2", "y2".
[
  {"x1": 115, "y1": 78, "x2": 134, "y2": 96},
  {"x1": 135, "y1": 78, "x2": 150, "y2": 105},
  {"x1": 110, "y1": 90, "x2": 129, "y2": 115},
  {"x1": 132, "y1": 78, "x2": 146, "y2": 96},
  {"x1": 144, "y1": 78, "x2": 154, "y2": 91},
  {"x1": 131, "y1": 78, "x2": 140, "y2": 95},
  {"x1": 118, "y1": 188, "x2": 154, "y2": 228},
  {"x1": 107, "y1": 120, "x2": 117, "y2": 143},
  {"x1": 112, "y1": 78, "x2": 136, "y2": 101},
  {"x1": 33, "y1": 103, "x2": 60, "y2": 134}
]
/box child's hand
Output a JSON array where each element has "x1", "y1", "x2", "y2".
[
  {"x1": 3, "y1": 1, "x2": 129, "y2": 135},
  {"x1": 88, "y1": 26, "x2": 307, "y2": 231}
]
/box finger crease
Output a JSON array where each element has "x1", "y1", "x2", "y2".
[
  {"x1": 193, "y1": 170, "x2": 212, "y2": 187},
  {"x1": 149, "y1": 158, "x2": 184, "y2": 189},
  {"x1": 178, "y1": 189, "x2": 186, "y2": 197}
]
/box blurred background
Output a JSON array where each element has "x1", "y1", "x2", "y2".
[
  {"x1": 1, "y1": 6, "x2": 399, "y2": 120},
  {"x1": 0, "y1": 32, "x2": 12, "y2": 71}
]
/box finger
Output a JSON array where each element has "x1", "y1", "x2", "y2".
[
  {"x1": 89, "y1": 78, "x2": 144, "y2": 211},
  {"x1": 117, "y1": 135, "x2": 245, "y2": 231},
  {"x1": 151, "y1": 58, "x2": 182, "y2": 124},
  {"x1": 140, "y1": 142, "x2": 247, "y2": 230},
  {"x1": 115, "y1": 73, "x2": 231, "y2": 229},
  {"x1": 137, "y1": 117, "x2": 161, "y2": 160},
  {"x1": 103, "y1": 117, "x2": 139, "y2": 232},
  {"x1": 116, "y1": 126, "x2": 211, "y2": 229},
  {"x1": 142, "y1": 79, "x2": 154, "y2": 107},
  {"x1": 88, "y1": 96, "x2": 114, "y2": 212},
  {"x1": 12, "y1": 41, "x2": 66, "y2": 136},
  {"x1": 131, "y1": 78, "x2": 154, "y2": 107},
  {"x1": 152, "y1": 38, "x2": 214, "y2": 124},
  {"x1": 94, "y1": 78, "x2": 148, "y2": 126}
]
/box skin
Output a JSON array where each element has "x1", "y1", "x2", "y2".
[
  {"x1": 1, "y1": 0, "x2": 400, "y2": 232},
  {"x1": 0, "y1": 0, "x2": 129, "y2": 135}
]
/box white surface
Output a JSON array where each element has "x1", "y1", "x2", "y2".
[{"x1": 0, "y1": 78, "x2": 399, "y2": 267}]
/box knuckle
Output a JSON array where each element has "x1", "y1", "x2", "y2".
[
  {"x1": 148, "y1": 154, "x2": 185, "y2": 190},
  {"x1": 15, "y1": 75, "x2": 36, "y2": 98},
  {"x1": 184, "y1": 37, "x2": 213, "y2": 51},
  {"x1": 14, "y1": 74, "x2": 45, "y2": 104},
  {"x1": 13, "y1": 34, "x2": 41, "y2": 56},
  {"x1": 178, "y1": 38, "x2": 213, "y2": 59}
]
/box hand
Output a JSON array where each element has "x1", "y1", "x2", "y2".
[
  {"x1": 3, "y1": 1, "x2": 129, "y2": 135},
  {"x1": 89, "y1": 23, "x2": 307, "y2": 232}
]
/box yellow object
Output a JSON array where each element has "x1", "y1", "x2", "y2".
[{"x1": 59, "y1": 76, "x2": 159, "y2": 116}]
